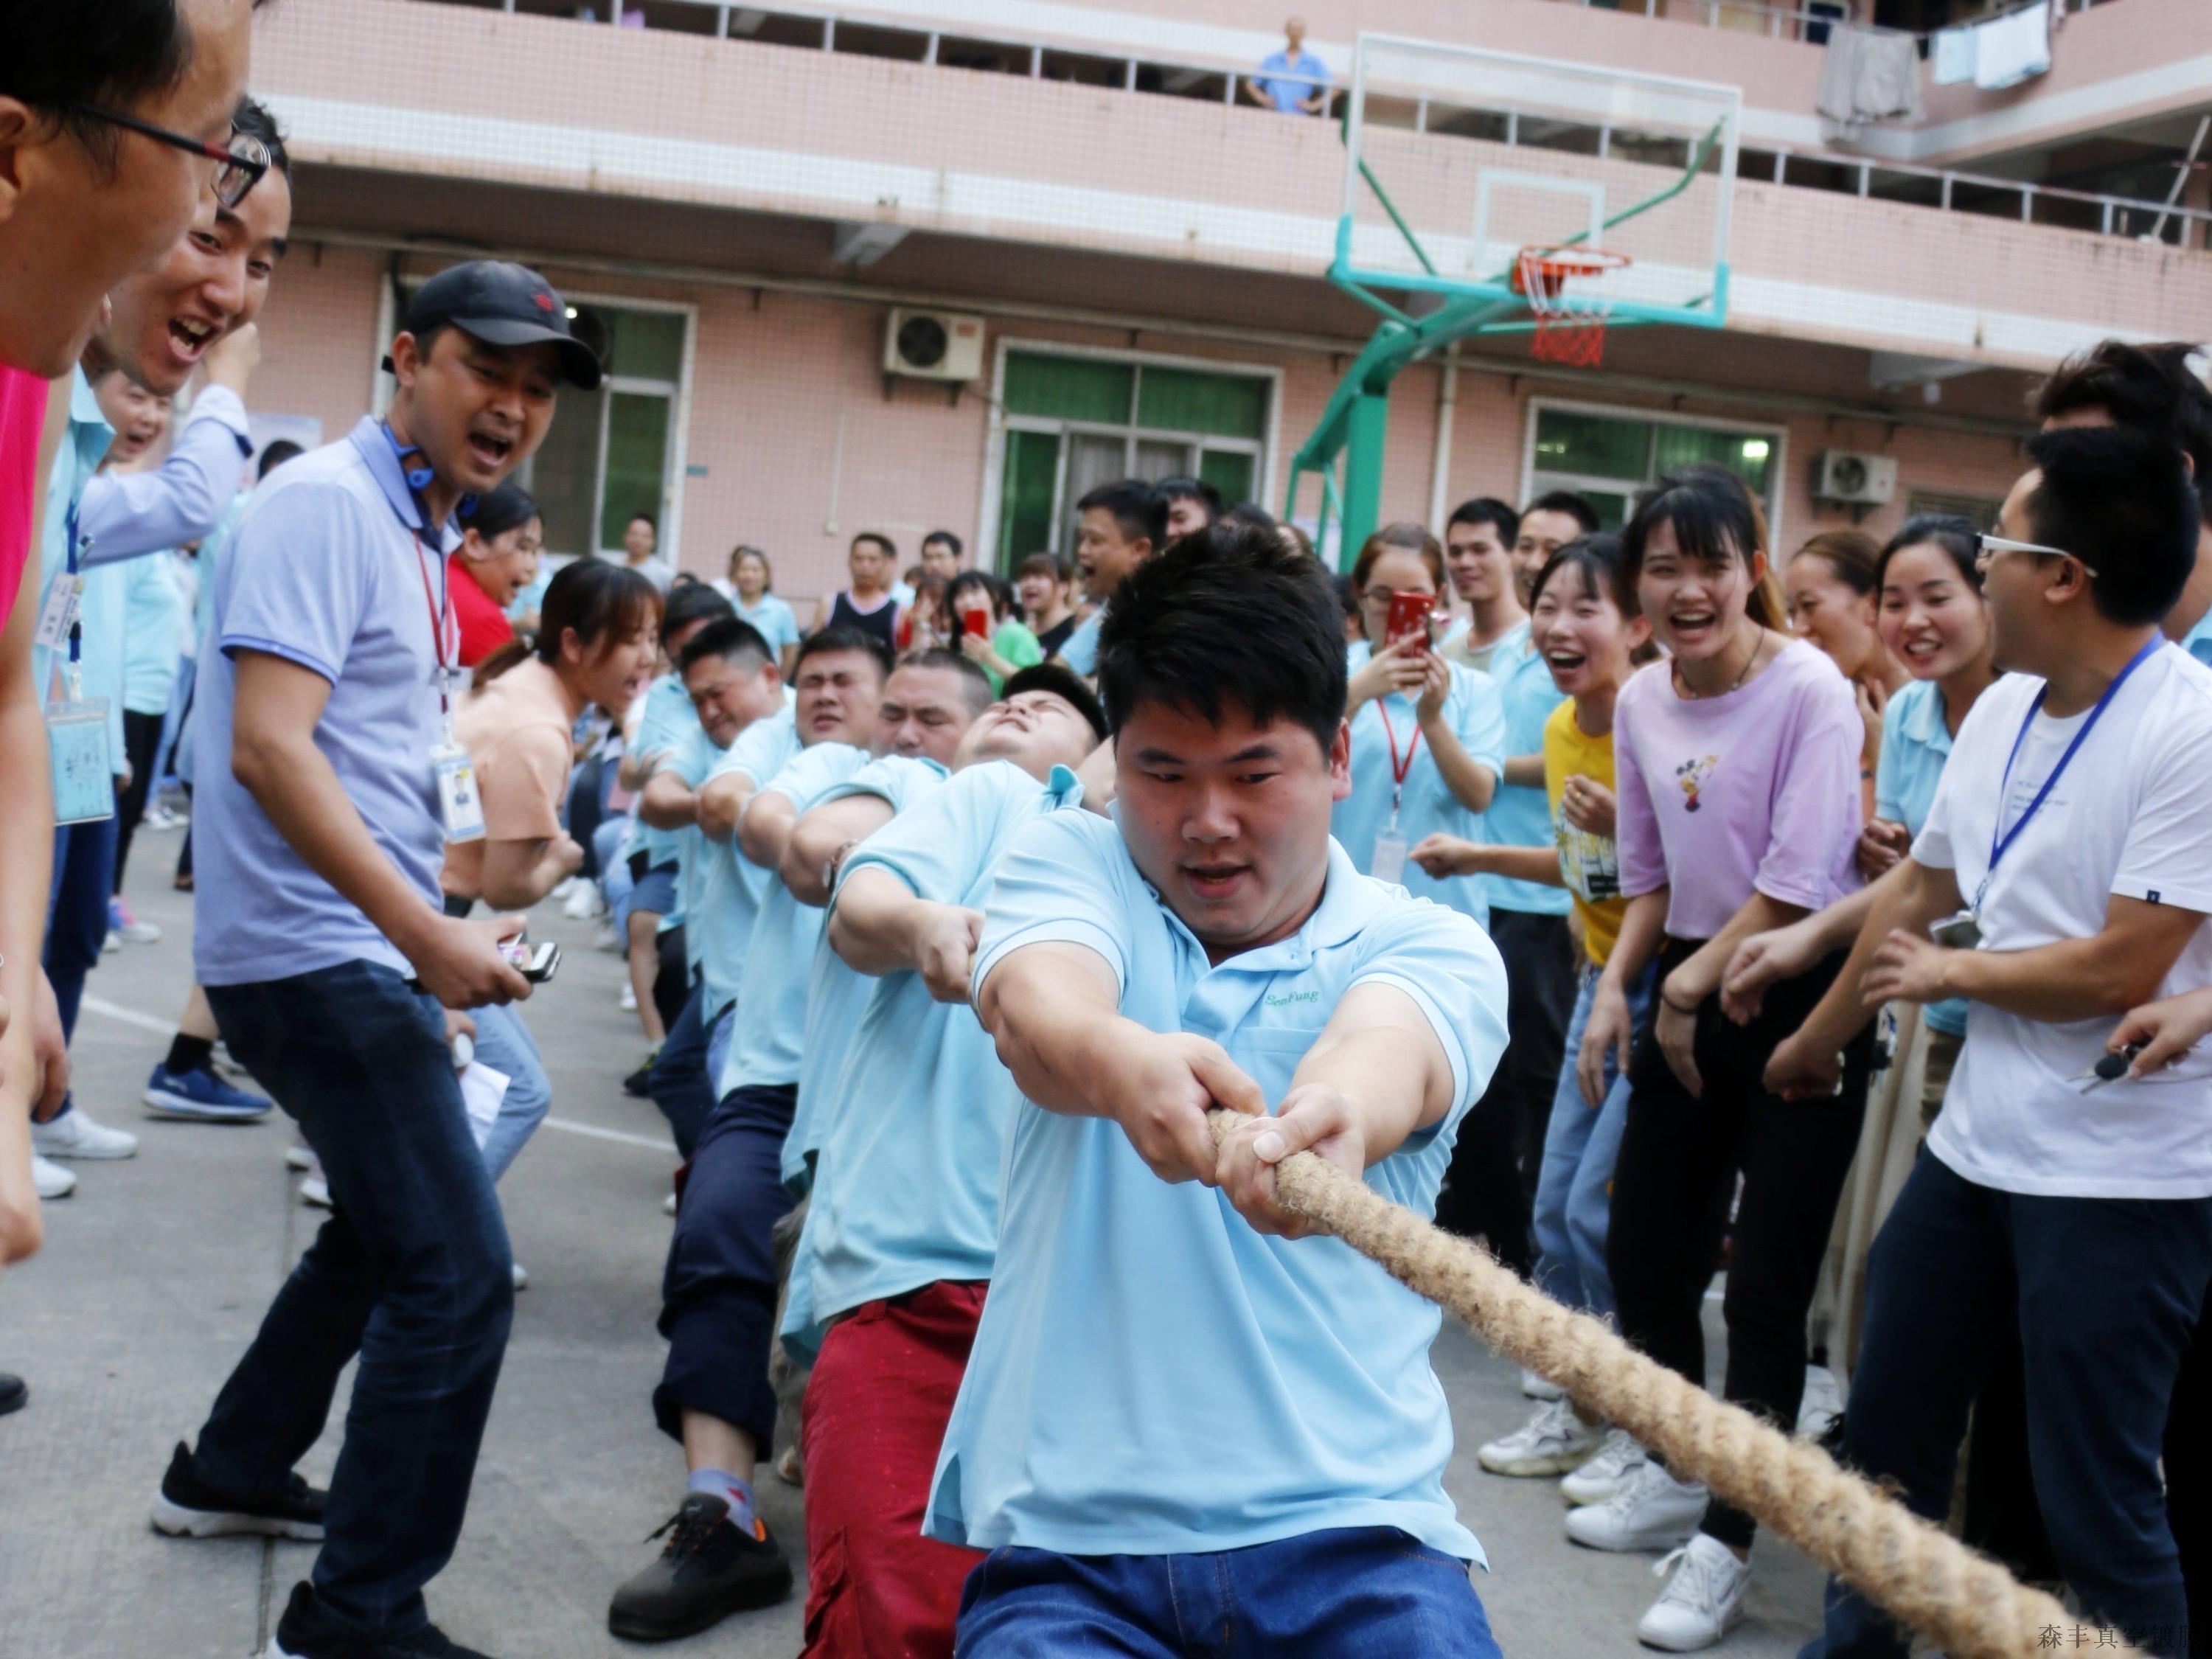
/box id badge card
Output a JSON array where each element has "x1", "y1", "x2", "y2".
[
  {"x1": 1371, "y1": 825, "x2": 1410, "y2": 885},
  {"x1": 46, "y1": 698, "x2": 115, "y2": 825},
  {"x1": 432, "y1": 740, "x2": 486, "y2": 844},
  {"x1": 33, "y1": 574, "x2": 83, "y2": 652}
]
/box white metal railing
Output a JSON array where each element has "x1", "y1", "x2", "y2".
[{"x1": 429, "y1": 0, "x2": 2206, "y2": 246}]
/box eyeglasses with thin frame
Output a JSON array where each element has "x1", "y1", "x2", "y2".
[
  {"x1": 62, "y1": 102, "x2": 271, "y2": 209},
  {"x1": 1975, "y1": 532, "x2": 2100, "y2": 581}
]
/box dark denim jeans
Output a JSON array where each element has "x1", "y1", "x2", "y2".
[
  {"x1": 648, "y1": 981, "x2": 715, "y2": 1160},
  {"x1": 200, "y1": 960, "x2": 514, "y2": 1641},
  {"x1": 955, "y1": 1526, "x2": 1501, "y2": 1659},
  {"x1": 1801, "y1": 1152, "x2": 2212, "y2": 1659},
  {"x1": 46, "y1": 812, "x2": 119, "y2": 1041}
]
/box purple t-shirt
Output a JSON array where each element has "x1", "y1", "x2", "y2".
[{"x1": 1614, "y1": 638, "x2": 1863, "y2": 941}]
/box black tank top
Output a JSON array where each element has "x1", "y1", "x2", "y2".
[{"x1": 827, "y1": 589, "x2": 899, "y2": 652}]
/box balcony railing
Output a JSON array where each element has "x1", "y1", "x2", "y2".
[{"x1": 408, "y1": 0, "x2": 2212, "y2": 248}]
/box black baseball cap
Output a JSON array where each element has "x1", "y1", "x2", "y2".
[{"x1": 389, "y1": 260, "x2": 602, "y2": 389}]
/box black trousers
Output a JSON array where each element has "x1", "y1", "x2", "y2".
[
  {"x1": 2171, "y1": 1302, "x2": 2212, "y2": 1655},
  {"x1": 112, "y1": 707, "x2": 165, "y2": 895},
  {"x1": 1435, "y1": 908, "x2": 1575, "y2": 1276},
  {"x1": 1608, "y1": 936, "x2": 1872, "y2": 1551}
]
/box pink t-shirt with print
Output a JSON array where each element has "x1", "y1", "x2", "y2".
[
  {"x1": 0, "y1": 365, "x2": 47, "y2": 632},
  {"x1": 1613, "y1": 637, "x2": 1864, "y2": 942}
]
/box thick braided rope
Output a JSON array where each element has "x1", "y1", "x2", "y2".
[{"x1": 1207, "y1": 1111, "x2": 2070, "y2": 1659}]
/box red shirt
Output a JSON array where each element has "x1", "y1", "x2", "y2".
[
  {"x1": 451, "y1": 559, "x2": 515, "y2": 667},
  {"x1": 0, "y1": 365, "x2": 47, "y2": 633}
]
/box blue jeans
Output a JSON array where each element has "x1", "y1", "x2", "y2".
[
  {"x1": 648, "y1": 984, "x2": 717, "y2": 1159},
  {"x1": 1802, "y1": 1152, "x2": 2212, "y2": 1659},
  {"x1": 468, "y1": 1002, "x2": 552, "y2": 1183},
  {"x1": 597, "y1": 818, "x2": 633, "y2": 918},
  {"x1": 42, "y1": 812, "x2": 120, "y2": 1119},
  {"x1": 199, "y1": 961, "x2": 514, "y2": 1641},
  {"x1": 655, "y1": 1081, "x2": 799, "y2": 1454},
  {"x1": 955, "y1": 1526, "x2": 1501, "y2": 1659},
  {"x1": 1529, "y1": 964, "x2": 1652, "y2": 1320}
]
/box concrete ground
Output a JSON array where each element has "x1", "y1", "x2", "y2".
[{"x1": 0, "y1": 822, "x2": 1824, "y2": 1658}]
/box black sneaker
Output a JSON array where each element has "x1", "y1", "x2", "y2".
[
  {"x1": 151, "y1": 1440, "x2": 327, "y2": 1540},
  {"x1": 266, "y1": 1582, "x2": 495, "y2": 1658},
  {"x1": 0, "y1": 1372, "x2": 24, "y2": 1416},
  {"x1": 607, "y1": 1492, "x2": 793, "y2": 1641},
  {"x1": 622, "y1": 1053, "x2": 657, "y2": 1099}
]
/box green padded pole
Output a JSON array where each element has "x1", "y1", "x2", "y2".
[{"x1": 1340, "y1": 392, "x2": 1389, "y2": 571}]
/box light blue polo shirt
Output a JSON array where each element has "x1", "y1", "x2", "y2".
[
  {"x1": 1332, "y1": 641, "x2": 1508, "y2": 931},
  {"x1": 925, "y1": 818, "x2": 1507, "y2": 1562},
  {"x1": 734, "y1": 592, "x2": 801, "y2": 658},
  {"x1": 694, "y1": 705, "x2": 800, "y2": 1020},
  {"x1": 626, "y1": 672, "x2": 700, "y2": 878},
  {"x1": 714, "y1": 740, "x2": 871, "y2": 1096},
  {"x1": 32, "y1": 370, "x2": 119, "y2": 759},
  {"x1": 1481, "y1": 623, "x2": 1572, "y2": 917},
  {"x1": 782, "y1": 754, "x2": 953, "y2": 1193},
  {"x1": 122, "y1": 552, "x2": 186, "y2": 716},
  {"x1": 665, "y1": 720, "x2": 725, "y2": 976},
  {"x1": 788, "y1": 760, "x2": 1085, "y2": 1364},
  {"x1": 195, "y1": 417, "x2": 460, "y2": 986},
  {"x1": 1874, "y1": 676, "x2": 1969, "y2": 1037},
  {"x1": 1057, "y1": 607, "x2": 1103, "y2": 675}
]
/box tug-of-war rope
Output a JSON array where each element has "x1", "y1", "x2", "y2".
[{"x1": 1208, "y1": 1111, "x2": 2070, "y2": 1659}]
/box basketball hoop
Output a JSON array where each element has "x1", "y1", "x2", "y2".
[{"x1": 1512, "y1": 247, "x2": 1631, "y2": 368}]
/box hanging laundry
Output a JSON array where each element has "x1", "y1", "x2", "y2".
[
  {"x1": 1815, "y1": 24, "x2": 1927, "y2": 142},
  {"x1": 1932, "y1": 25, "x2": 1977, "y2": 86},
  {"x1": 1973, "y1": 1, "x2": 2052, "y2": 91}
]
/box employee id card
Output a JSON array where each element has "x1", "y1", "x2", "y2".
[
  {"x1": 33, "y1": 574, "x2": 83, "y2": 653},
  {"x1": 47, "y1": 696, "x2": 114, "y2": 825},
  {"x1": 432, "y1": 739, "x2": 486, "y2": 843},
  {"x1": 1370, "y1": 821, "x2": 1410, "y2": 886}
]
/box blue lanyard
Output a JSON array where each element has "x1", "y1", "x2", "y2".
[
  {"x1": 1983, "y1": 637, "x2": 2160, "y2": 903},
  {"x1": 62, "y1": 503, "x2": 83, "y2": 665}
]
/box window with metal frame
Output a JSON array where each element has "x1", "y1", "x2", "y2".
[
  {"x1": 995, "y1": 348, "x2": 1270, "y2": 568},
  {"x1": 1523, "y1": 400, "x2": 1784, "y2": 535}
]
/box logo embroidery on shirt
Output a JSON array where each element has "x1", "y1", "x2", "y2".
[
  {"x1": 1674, "y1": 754, "x2": 1719, "y2": 813},
  {"x1": 1265, "y1": 989, "x2": 1321, "y2": 1006}
]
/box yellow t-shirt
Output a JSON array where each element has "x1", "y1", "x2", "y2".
[{"x1": 1543, "y1": 699, "x2": 1627, "y2": 967}]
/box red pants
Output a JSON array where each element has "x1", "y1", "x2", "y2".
[{"x1": 801, "y1": 1280, "x2": 988, "y2": 1659}]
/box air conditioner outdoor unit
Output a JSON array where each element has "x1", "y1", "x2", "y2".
[
  {"x1": 1814, "y1": 450, "x2": 1897, "y2": 506},
  {"x1": 884, "y1": 309, "x2": 984, "y2": 381}
]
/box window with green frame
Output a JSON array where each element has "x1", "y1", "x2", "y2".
[
  {"x1": 1526, "y1": 405, "x2": 1780, "y2": 532},
  {"x1": 512, "y1": 305, "x2": 686, "y2": 558},
  {"x1": 995, "y1": 350, "x2": 1270, "y2": 569}
]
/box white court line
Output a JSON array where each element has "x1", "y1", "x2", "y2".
[{"x1": 77, "y1": 994, "x2": 677, "y2": 1155}]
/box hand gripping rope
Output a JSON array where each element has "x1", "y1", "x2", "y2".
[{"x1": 1205, "y1": 1110, "x2": 2070, "y2": 1659}]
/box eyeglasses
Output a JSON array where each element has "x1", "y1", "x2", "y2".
[
  {"x1": 1975, "y1": 532, "x2": 2100, "y2": 580},
  {"x1": 63, "y1": 102, "x2": 271, "y2": 209}
]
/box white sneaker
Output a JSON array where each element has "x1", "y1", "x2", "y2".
[
  {"x1": 1564, "y1": 1455, "x2": 1706, "y2": 1552},
  {"x1": 551, "y1": 875, "x2": 580, "y2": 900},
  {"x1": 298, "y1": 1158, "x2": 331, "y2": 1208},
  {"x1": 563, "y1": 881, "x2": 606, "y2": 920},
  {"x1": 617, "y1": 983, "x2": 637, "y2": 1012},
  {"x1": 663, "y1": 1190, "x2": 678, "y2": 1217},
  {"x1": 33, "y1": 1153, "x2": 76, "y2": 1200},
  {"x1": 593, "y1": 919, "x2": 623, "y2": 953},
  {"x1": 511, "y1": 1262, "x2": 529, "y2": 1292},
  {"x1": 1636, "y1": 1534, "x2": 1750, "y2": 1651},
  {"x1": 284, "y1": 1135, "x2": 314, "y2": 1172},
  {"x1": 116, "y1": 917, "x2": 162, "y2": 944},
  {"x1": 102, "y1": 930, "x2": 122, "y2": 953},
  {"x1": 1479, "y1": 1398, "x2": 1602, "y2": 1477},
  {"x1": 1561, "y1": 1427, "x2": 1648, "y2": 1506},
  {"x1": 1520, "y1": 1366, "x2": 1565, "y2": 1401},
  {"x1": 1797, "y1": 1363, "x2": 1843, "y2": 1441},
  {"x1": 33, "y1": 1107, "x2": 139, "y2": 1160}
]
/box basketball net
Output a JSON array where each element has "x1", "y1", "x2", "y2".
[{"x1": 1513, "y1": 247, "x2": 1630, "y2": 369}]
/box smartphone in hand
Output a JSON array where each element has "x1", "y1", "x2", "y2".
[{"x1": 1386, "y1": 591, "x2": 1435, "y2": 655}]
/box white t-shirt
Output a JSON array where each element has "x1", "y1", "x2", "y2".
[{"x1": 1913, "y1": 644, "x2": 2212, "y2": 1198}]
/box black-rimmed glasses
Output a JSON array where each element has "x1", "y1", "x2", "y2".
[{"x1": 63, "y1": 102, "x2": 271, "y2": 209}]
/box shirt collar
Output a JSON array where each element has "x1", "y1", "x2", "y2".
[
  {"x1": 1133, "y1": 832, "x2": 1386, "y2": 973},
  {"x1": 66, "y1": 366, "x2": 114, "y2": 481},
  {"x1": 1901, "y1": 677, "x2": 1952, "y2": 754},
  {"x1": 345, "y1": 414, "x2": 461, "y2": 552}
]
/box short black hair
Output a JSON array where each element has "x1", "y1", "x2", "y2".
[
  {"x1": 256, "y1": 439, "x2": 304, "y2": 481},
  {"x1": 4, "y1": 0, "x2": 244, "y2": 169},
  {"x1": 457, "y1": 480, "x2": 537, "y2": 542},
  {"x1": 1524, "y1": 490, "x2": 1603, "y2": 535},
  {"x1": 2023, "y1": 426, "x2": 2197, "y2": 627},
  {"x1": 1532, "y1": 532, "x2": 1636, "y2": 620},
  {"x1": 1156, "y1": 475, "x2": 1223, "y2": 518},
  {"x1": 1876, "y1": 513, "x2": 1982, "y2": 593},
  {"x1": 1077, "y1": 479, "x2": 1169, "y2": 551},
  {"x1": 2036, "y1": 340, "x2": 2212, "y2": 530},
  {"x1": 1097, "y1": 521, "x2": 1345, "y2": 756},
  {"x1": 851, "y1": 531, "x2": 897, "y2": 561},
  {"x1": 679, "y1": 616, "x2": 774, "y2": 675},
  {"x1": 797, "y1": 624, "x2": 894, "y2": 681},
  {"x1": 1004, "y1": 662, "x2": 1110, "y2": 742},
  {"x1": 232, "y1": 96, "x2": 291, "y2": 181},
  {"x1": 1217, "y1": 501, "x2": 1278, "y2": 535},
  {"x1": 659, "y1": 580, "x2": 734, "y2": 647},
  {"x1": 628, "y1": 512, "x2": 658, "y2": 532},
  {"x1": 1447, "y1": 496, "x2": 1520, "y2": 545},
  {"x1": 922, "y1": 529, "x2": 964, "y2": 557},
  {"x1": 894, "y1": 644, "x2": 994, "y2": 715}
]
